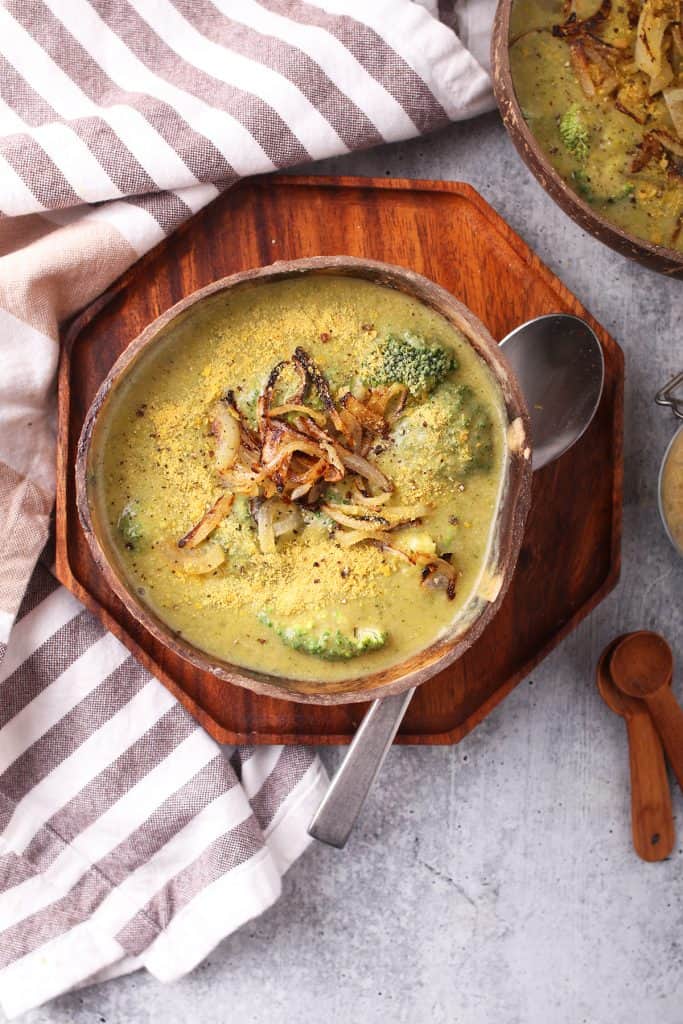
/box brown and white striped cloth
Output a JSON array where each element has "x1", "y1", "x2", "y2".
[{"x1": 0, "y1": 0, "x2": 495, "y2": 1017}]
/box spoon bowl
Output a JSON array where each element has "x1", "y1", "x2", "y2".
[
  {"x1": 611, "y1": 631, "x2": 673, "y2": 700},
  {"x1": 499, "y1": 314, "x2": 605, "y2": 471},
  {"x1": 597, "y1": 635, "x2": 644, "y2": 718}
]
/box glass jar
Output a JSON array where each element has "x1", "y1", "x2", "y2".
[{"x1": 656, "y1": 372, "x2": 683, "y2": 556}]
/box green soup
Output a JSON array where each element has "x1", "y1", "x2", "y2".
[
  {"x1": 510, "y1": 0, "x2": 683, "y2": 251},
  {"x1": 89, "y1": 276, "x2": 508, "y2": 682}
]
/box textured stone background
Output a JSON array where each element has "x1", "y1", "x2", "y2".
[{"x1": 24, "y1": 112, "x2": 683, "y2": 1024}]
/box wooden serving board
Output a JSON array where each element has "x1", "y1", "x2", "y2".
[{"x1": 56, "y1": 176, "x2": 623, "y2": 745}]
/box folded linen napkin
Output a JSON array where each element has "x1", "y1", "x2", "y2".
[{"x1": 0, "y1": 1, "x2": 495, "y2": 1017}]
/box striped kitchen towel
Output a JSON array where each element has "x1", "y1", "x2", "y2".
[{"x1": 0, "y1": 0, "x2": 495, "y2": 1017}]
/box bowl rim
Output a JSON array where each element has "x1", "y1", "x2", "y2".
[
  {"x1": 76, "y1": 255, "x2": 532, "y2": 705},
  {"x1": 490, "y1": 0, "x2": 683, "y2": 278}
]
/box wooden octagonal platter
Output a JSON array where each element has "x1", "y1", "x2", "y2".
[{"x1": 56, "y1": 175, "x2": 623, "y2": 745}]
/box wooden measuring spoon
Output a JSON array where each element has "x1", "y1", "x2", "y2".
[
  {"x1": 597, "y1": 635, "x2": 674, "y2": 861},
  {"x1": 611, "y1": 631, "x2": 683, "y2": 794}
]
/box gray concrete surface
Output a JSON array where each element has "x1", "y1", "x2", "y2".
[{"x1": 25, "y1": 113, "x2": 683, "y2": 1024}]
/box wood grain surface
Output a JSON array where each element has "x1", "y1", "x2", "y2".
[
  {"x1": 611, "y1": 632, "x2": 683, "y2": 793},
  {"x1": 56, "y1": 175, "x2": 624, "y2": 745}
]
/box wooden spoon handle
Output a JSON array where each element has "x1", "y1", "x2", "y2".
[
  {"x1": 646, "y1": 688, "x2": 683, "y2": 793},
  {"x1": 626, "y1": 713, "x2": 675, "y2": 861}
]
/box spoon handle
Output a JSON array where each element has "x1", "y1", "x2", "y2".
[
  {"x1": 308, "y1": 688, "x2": 415, "y2": 848},
  {"x1": 646, "y1": 688, "x2": 683, "y2": 793},
  {"x1": 625, "y1": 712, "x2": 675, "y2": 861}
]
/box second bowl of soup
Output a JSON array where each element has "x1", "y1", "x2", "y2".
[{"x1": 492, "y1": 0, "x2": 683, "y2": 275}]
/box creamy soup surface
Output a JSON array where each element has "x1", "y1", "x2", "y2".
[
  {"x1": 510, "y1": 0, "x2": 683, "y2": 251},
  {"x1": 90, "y1": 276, "x2": 507, "y2": 682}
]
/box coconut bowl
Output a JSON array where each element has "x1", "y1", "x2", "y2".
[
  {"x1": 76, "y1": 256, "x2": 532, "y2": 705},
  {"x1": 491, "y1": 0, "x2": 683, "y2": 279}
]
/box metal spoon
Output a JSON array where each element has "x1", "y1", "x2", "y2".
[
  {"x1": 500, "y1": 314, "x2": 605, "y2": 470},
  {"x1": 309, "y1": 313, "x2": 605, "y2": 848}
]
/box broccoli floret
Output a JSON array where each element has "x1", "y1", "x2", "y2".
[
  {"x1": 559, "y1": 105, "x2": 590, "y2": 163},
  {"x1": 117, "y1": 501, "x2": 142, "y2": 548},
  {"x1": 232, "y1": 494, "x2": 253, "y2": 527},
  {"x1": 370, "y1": 332, "x2": 457, "y2": 398},
  {"x1": 239, "y1": 387, "x2": 260, "y2": 428},
  {"x1": 392, "y1": 384, "x2": 494, "y2": 478},
  {"x1": 259, "y1": 613, "x2": 387, "y2": 660},
  {"x1": 212, "y1": 494, "x2": 259, "y2": 570},
  {"x1": 607, "y1": 182, "x2": 635, "y2": 204},
  {"x1": 445, "y1": 385, "x2": 495, "y2": 474},
  {"x1": 573, "y1": 169, "x2": 635, "y2": 204},
  {"x1": 572, "y1": 168, "x2": 594, "y2": 200}
]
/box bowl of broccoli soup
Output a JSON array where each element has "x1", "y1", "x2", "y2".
[
  {"x1": 77, "y1": 258, "x2": 531, "y2": 703},
  {"x1": 492, "y1": 0, "x2": 683, "y2": 276}
]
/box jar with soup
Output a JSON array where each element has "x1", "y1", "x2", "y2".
[{"x1": 656, "y1": 372, "x2": 683, "y2": 556}]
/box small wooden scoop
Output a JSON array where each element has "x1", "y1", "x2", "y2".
[
  {"x1": 597, "y1": 635, "x2": 674, "y2": 861},
  {"x1": 611, "y1": 631, "x2": 683, "y2": 794}
]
